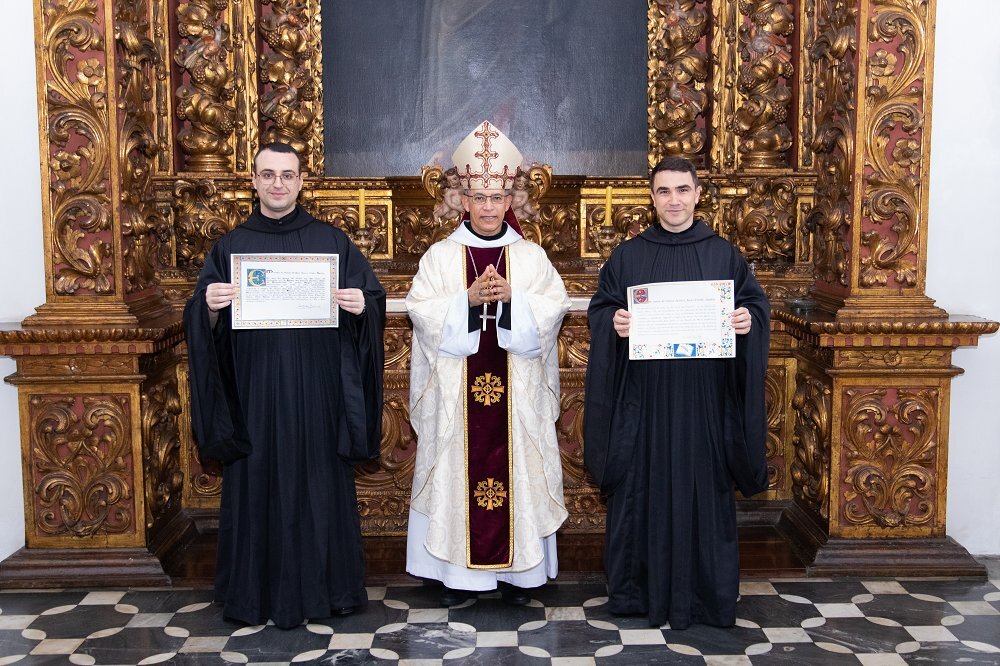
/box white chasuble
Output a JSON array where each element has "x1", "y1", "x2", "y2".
[{"x1": 406, "y1": 225, "x2": 570, "y2": 586}]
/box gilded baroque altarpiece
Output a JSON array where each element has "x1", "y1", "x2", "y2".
[{"x1": 0, "y1": 0, "x2": 995, "y2": 585}]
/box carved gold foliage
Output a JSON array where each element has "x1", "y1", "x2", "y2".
[
  {"x1": 734, "y1": 0, "x2": 795, "y2": 167},
  {"x1": 384, "y1": 328, "x2": 412, "y2": 372},
  {"x1": 842, "y1": 387, "x2": 936, "y2": 528},
  {"x1": 522, "y1": 204, "x2": 579, "y2": 255},
  {"x1": 141, "y1": 366, "x2": 183, "y2": 530},
  {"x1": 43, "y1": 0, "x2": 114, "y2": 295},
  {"x1": 174, "y1": 0, "x2": 236, "y2": 171},
  {"x1": 117, "y1": 0, "x2": 167, "y2": 294},
  {"x1": 764, "y1": 365, "x2": 786, "y2": 489},
  {"x1": 395, "y1": 207, "x2": 454, "y2": 258},
  {"x1": 29, "y1": 395, "x2": 134, "y2": 538},
  {"x1": 556, "y1": 389, "x2": 588, "y2": 487},
  {"x1": 858, "y1": 0, "x2": 927, "y2": 288},
  {"x1": 557, "y1": 329, "x2": 591, "y2": 369},
  {"x1": 357, "y1": 394, "x2": 415, "y2": 492},
  {"x1": 173, "y1": 179, "x2": 244, "y2": 271},
  {"x1": 806, "y1": 0, "x2": 857, "y2": 286},
  {"x1": 723, "y1": 177, "x2": 796, "y2": 262},
  {"x1": 259, "y1": 0, "x2": 319, "y2": 163},
  {"x1": 837, "y1": 349, "x2": 949, "y2": 369},
  {"x1": 563, "y1": 491, "x2": 606, "y2": 530},
  {"x1": 647, "y1": 0, "x2": 710, "y2": 166},
  {"x1": 790, "y1": 371, "x2": 830, "y2": 520}
]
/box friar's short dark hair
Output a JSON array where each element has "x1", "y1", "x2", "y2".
[
  {"x1": 253, "y1": 141, "x2": 303, "y2": 172},
  {"x1": 649, "y1": 156, "x2": 700, "y2": 189}
]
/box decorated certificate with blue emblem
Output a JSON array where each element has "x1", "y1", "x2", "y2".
[
  {"x1": 627, "y1": 280, "x2": 735, "y2": 360},
  {"x1": 230, "y1": 253, "x2": 339, "y2": 329}
]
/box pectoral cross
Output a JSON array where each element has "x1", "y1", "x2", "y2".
[{"x1": 480, "y1": 303, "x2": 496, "y2": 331}]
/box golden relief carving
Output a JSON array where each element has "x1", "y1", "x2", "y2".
[
  {"x1": 836, "y1": 349, "x2": 949, "y2": 369},
  {"x1": 710, "y1": 0, "x2": 739, "y2": 171},
  {"x1": 764, "y1": 364, "x2": 786, "y2": 489},
  {"x1": 19, "y1": 356, "x2": 136, "y2": 378},
  {"x1": 117, "y1": 0, "x2": 167, "y2": 294},
  {"x1": 858, "y1": 0, "x2": 928, "y2": 289},
  {"x1": 647, "y1": 0, "x2": 709, "y2": 166},
  {"x1": 174, "y1": 0, "x2": 236, "y2": 171},
  {"x1": 355, "y1": 393, "x2": 415, "y2": 494},
  {"x1": 722, "y1": 177, "x2": 796, "y2": 262},
  {"x1": 842, "y1": 387, "x2": 936, "y2": 529},
  {"x1": 556, "y1": 388, "x2": 589, "y2": 488},
  {"x1": 557, "y1": 329, "x2": 592, "y2": 369},
  {"x1": 28, "y1": 395, "x2": 135, "y2": 538},
  {"x1": 43, "y1": 0, "x2": 114, "y2": 295},
  {"x1": 395, "y1": 207, "x2": 454, "y2": 258},
  {"x1": 140, "y1": 364, "x2": 183, "y2": 530},
  {"x1": 172, "y1": 179, "x2": 246, "y2": 271},
  {"x1": 805, "y1": 0, "x2": 856, "y2": 287},
  {"x1": 734, "y1": 0, "x2": 795, "y2": 168},
  {"x1": 525, "y1": 204, "x2": 579, "y2": 256},
  {"x1": 790, "y1": 371, "x2": 831, "y2": 520},
  {"x1": 799, "y1": 0, "x2": 817, "y2": 168},
  {"x1": 258, "y1": 0, "x2": 321, "y2": 168},
  {"x1": 383, "y1": 328, "x2": 412, "y2": 372}
]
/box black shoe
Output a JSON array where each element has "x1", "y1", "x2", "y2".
[
  {"x1": 440, "y1": 587, "x2": 472, "y2": 607},
  {"x1": 330, "y1": 606, "x2": 356, "y2": 616},
  {"x1": 499, "y1": 583, "x2": 530, "y2": 606}
]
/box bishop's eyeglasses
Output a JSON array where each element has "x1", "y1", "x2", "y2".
[
  {"x1": 467, "y1": 193, "x2": 507, "y2": 205},
  {"x1": 256, "y1": 171, "x2": 300, "y2": 184}
]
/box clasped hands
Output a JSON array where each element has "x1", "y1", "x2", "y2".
[
  {"x1": 468, "y1": 265, "x2": 511, "y2": 307},
  {"x1": 613, "y1": 306, "x2": 753, "y2": 338},
  {"x1": 205, "y1": 282, "x2": 366, "y2": 315}
]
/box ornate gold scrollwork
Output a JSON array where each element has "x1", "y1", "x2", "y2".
[
  {"x1": 172, "y1": 179, "x2": 244, "y2": 271},
  {"x1": 734, "y1": 0, "x2": 795, "y2": 168},
  {"x1": 29, "y1": 395, "x2": 134, "y2": 538},
  {"x1": 723, "y1": 177, "x2": 796, "y2": 262},
  {"x1": 43, "y1": 0, "x2": 114, "y2": 295},
  {"x1": 556, "y1": 387, "x2": 589, "y2": 488},
  {"x1": 791, "y1": 371, "x2": 831, "y2": 520},
  {"x1": 117, "y1": 0, "x2": 167, "y2": 295},
  {"x1": 764, "y1": 365, "x2": 786, "y2": 489},
  {"x1": 647, "y1": 0, "x2": 709, "y2": 166},
  {"x1": 174, "y1": 0, "x2": 236, "y2": 171},
  {"x1": 806, "y1": 0, "x2": 857, "y2": 287},
  {"x1": 858, "y1": 0, "x2": 927, "y2": 288},
  {"x1": 141, "y1": 363, "x2": 183, "y2": 530},
  {"x1": 356, "y1": 393, "x2": 415, "y2": 491},
  {"x1": 258, "y1": 0, "x2": 320, "y2": 168},
  {"x1": 842, "y1": 387, "x2": 936, "y2": 529}
]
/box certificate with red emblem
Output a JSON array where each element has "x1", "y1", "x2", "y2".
[
  {"x1": 230, "y1": 253, "x2": 339, "y2": 329},
  {"x1": 627, "y1": 280, "x2": 734, "y2": 360}
]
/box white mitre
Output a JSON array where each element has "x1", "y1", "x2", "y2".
[{"x1": 451, "y1": 120, "x2": 523, "y2": 190}]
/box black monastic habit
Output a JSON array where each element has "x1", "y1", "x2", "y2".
[
  {"x1": 184, "y1": 205, "x2": 385, "y2": 628},
  {"x1": 584, "y1": 220, "x2": 770, "y2": 629}
]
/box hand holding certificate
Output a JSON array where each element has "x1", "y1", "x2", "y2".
[
  {"x1": 627, "y1": 280, "x2": 735, "y2": 360},
  {"x1": 231, "y1": 253, "x2": 339, "y2": 329}
]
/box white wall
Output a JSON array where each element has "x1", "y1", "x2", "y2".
[
  {"x1": 0, "y1": 4, "x2": 996, "y2": 562},
  {"x1": 927, "y1": 1, "x2": 1000, "y2": 555},
  {"x1": 0, "y1": 2, "x2": 44, "y2": 560}
]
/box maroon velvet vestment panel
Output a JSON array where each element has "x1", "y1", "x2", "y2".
[{"x1": 464, "y1": 246, "x2": 512, "y2": 567}]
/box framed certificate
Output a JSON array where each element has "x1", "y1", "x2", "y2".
[
  {"x1": 231, "y1": 253, "x2": 339, "y2": 329},
  {"x1": 627, "y1": 280, "x2": 735, "y2": 360}
]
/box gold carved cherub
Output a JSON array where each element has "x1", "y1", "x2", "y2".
[
  {"x1": 510, "y1": 168, "x2": 538, "y2": 221},
  {"x1": 433, "y1": 166, "x2": 465, "y2": 222}
]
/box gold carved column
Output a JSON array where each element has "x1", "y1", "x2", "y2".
[{"x1": 769, "y1": 0, "x2": 998, "y2": 574}]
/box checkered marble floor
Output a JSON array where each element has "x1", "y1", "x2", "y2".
[{"x1": 1, "y1": 573, "x2": 999, "y2": 665}]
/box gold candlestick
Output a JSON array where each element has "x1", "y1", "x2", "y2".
[{"x1": 604, "y1": 185, "x2": 613, "y2": 227}]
